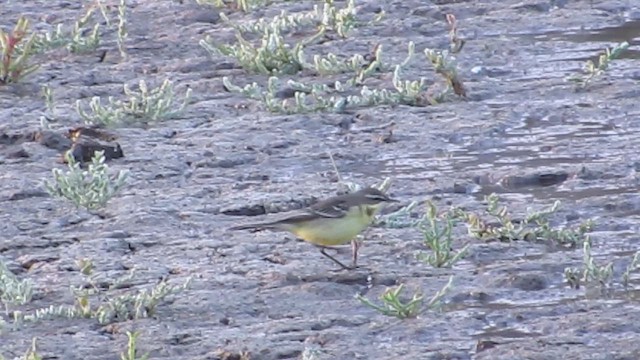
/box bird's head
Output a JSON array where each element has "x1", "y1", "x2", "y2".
[
  {"x1": 355, "y1": 187, "x2": 398, "y2": 217},
  {"x1": 358, "y1": 187, "x2": 398, "y2": 204}
]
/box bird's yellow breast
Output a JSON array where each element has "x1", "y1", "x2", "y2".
[{"x1": 289, "y1": 205, "x2": 379, "y2": 246}]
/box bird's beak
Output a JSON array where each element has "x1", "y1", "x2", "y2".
[{"x1": 386, "y1": 196, "x2": 399, "y2": 203}]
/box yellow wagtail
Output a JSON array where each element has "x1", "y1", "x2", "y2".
[{"x1": 229, "y1": 187, "x2": 398, "y2": 270}]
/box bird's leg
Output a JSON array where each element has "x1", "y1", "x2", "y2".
[
  {"x1": 351, "y1": 239, "x2": 360, "y2": 267},
  {"x1": 319, "y1": 247, "x2": 353, "y2": 270},
  {"x1": 351, "y1": 228, "x2": 370, "y2": 268}
]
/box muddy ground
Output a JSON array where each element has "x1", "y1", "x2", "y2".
[{"x1": 1, "y1": 0, "x2": 640, "y2": 359}]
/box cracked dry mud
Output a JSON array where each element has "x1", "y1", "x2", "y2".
[{"x1": 2, "y1": 0, "x2": 640, "y2": 359}]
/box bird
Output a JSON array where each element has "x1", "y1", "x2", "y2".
[{"x1": 228, "y1": 187, "x2": 398, "y2": 270}]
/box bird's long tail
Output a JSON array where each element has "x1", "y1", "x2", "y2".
[{"x1": 228, "y1": 222, "x2": 281, "y2": 231}]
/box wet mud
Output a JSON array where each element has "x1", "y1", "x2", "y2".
[{"x1": 1, "y1": 0, "x2": 640, "y2": 359}]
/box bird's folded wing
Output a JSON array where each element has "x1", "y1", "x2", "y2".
[{"x1": 306, "y1": 198, "x2": 350, "y2": 218}]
